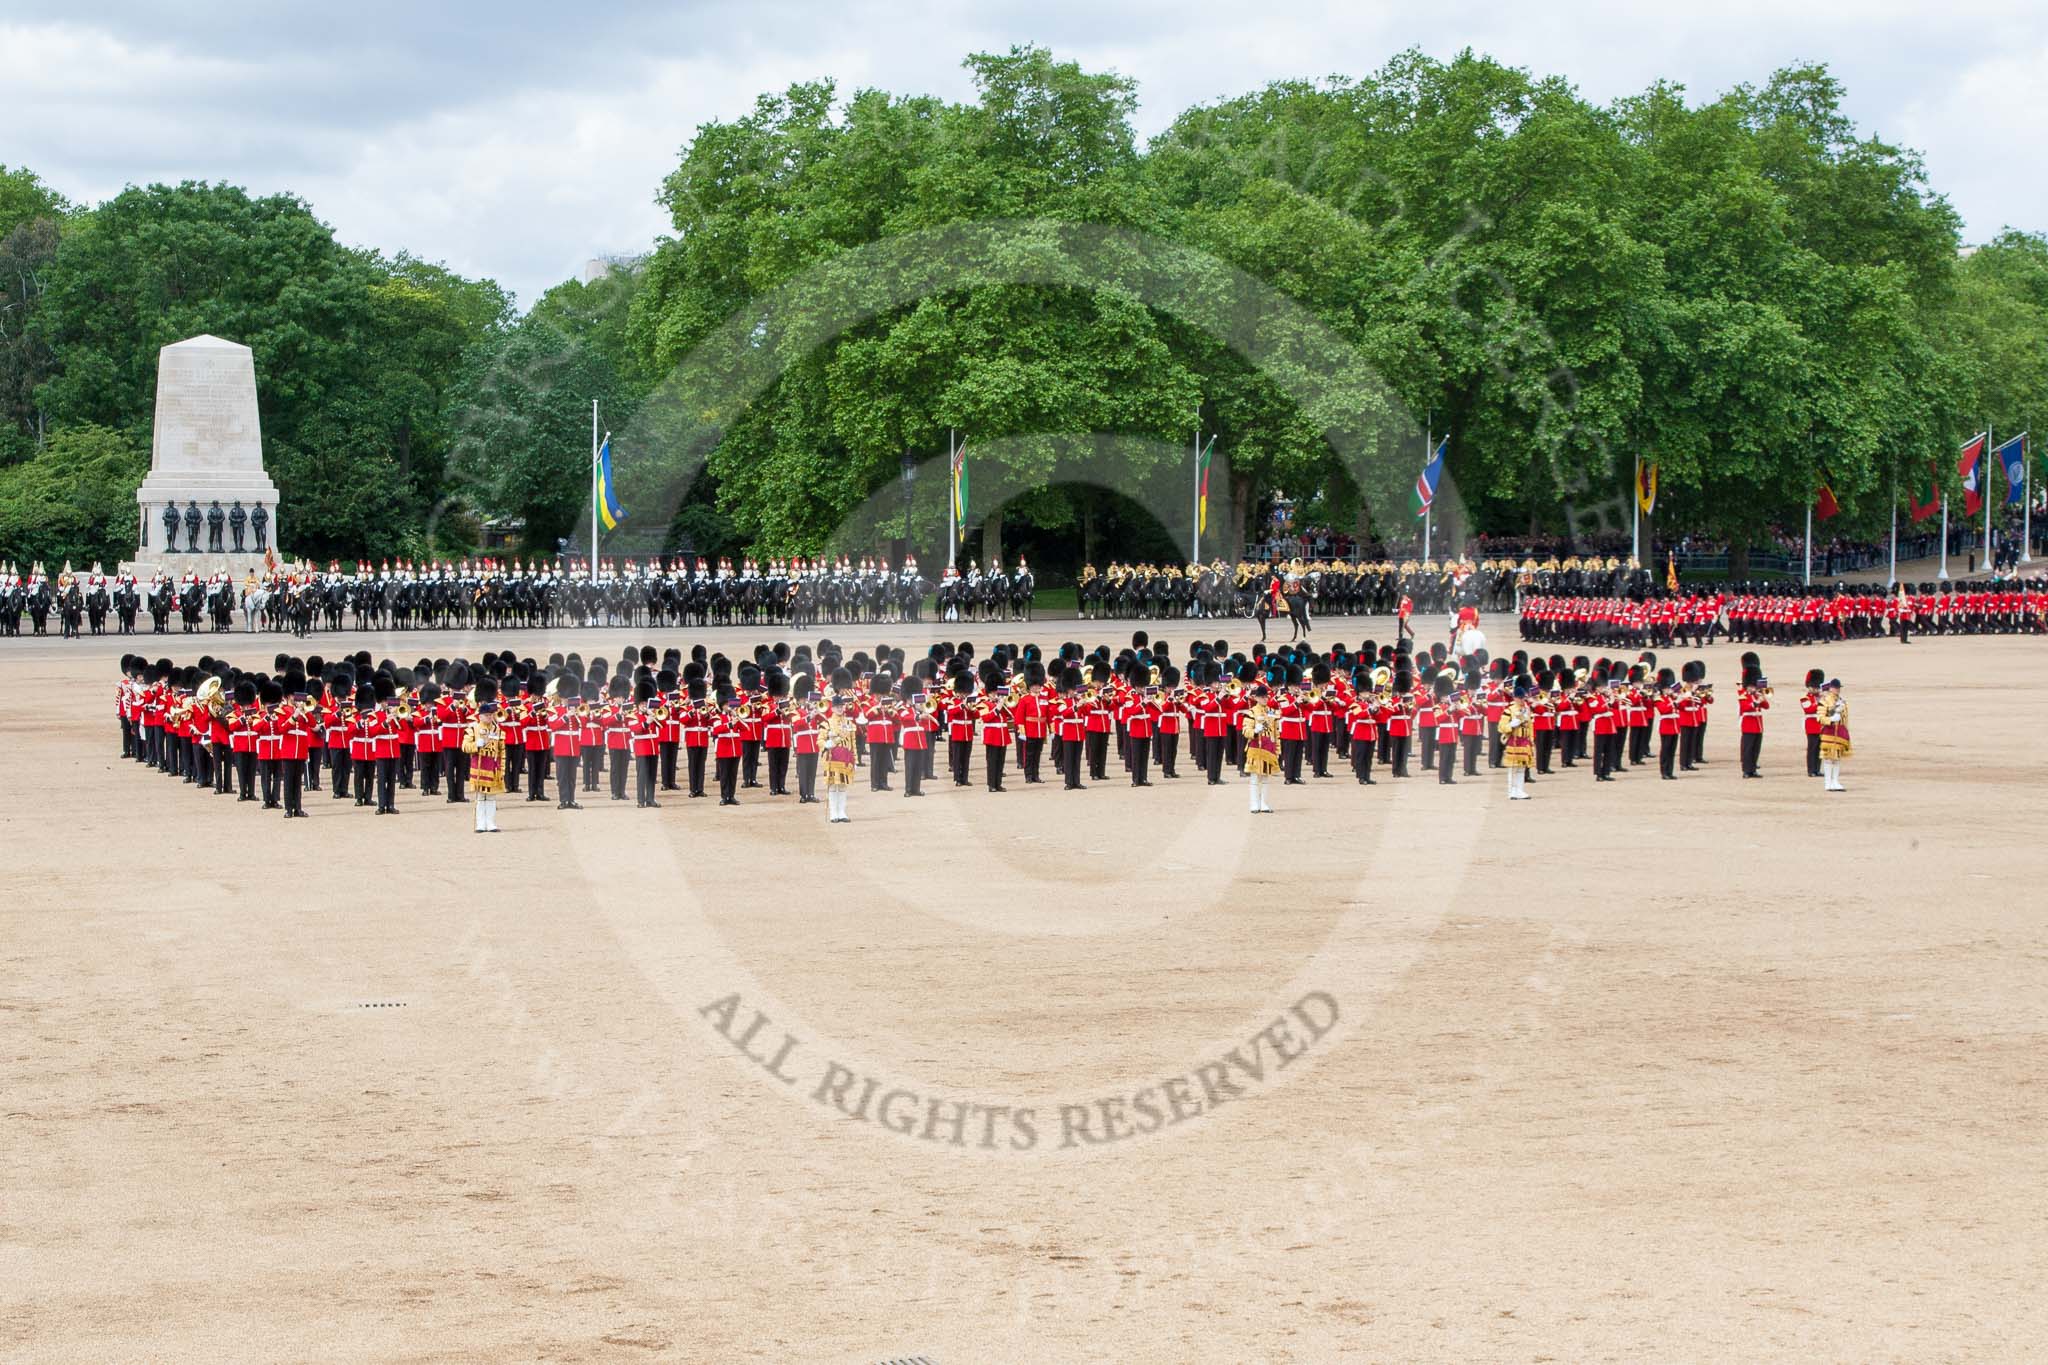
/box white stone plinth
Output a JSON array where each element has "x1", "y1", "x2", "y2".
[{"x1": 134, "y1": 335, "x2": 281, "y2": 559}]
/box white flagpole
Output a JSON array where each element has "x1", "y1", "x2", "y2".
[
  {"x1": 1984, "y1": 421, "x2": 1993, "y2": 572},
  {"x1": 1191, "y1": 419, "x2": 1200, "y2": 564},
  {"x1": 1803, "y1": 500, "x2": 1812, "y2": 587},
  {"x1": 2025, "y1": 433, "x2": 2034, "y2": 564},
  {"x1": 1887, "y1": 473, "x2": 1897, "y2": 588},
  {"x1": 1632, "y1": 460, "x2": 1640, "y2": 564},
  {"x1": 946, "y1": 429, "x2": 957, "y2": 573},
  {"x1": 590, "y1": 399, "x2": 600, "y2": 580},
  {"x1": 1938, "y1": 493, "x2": 1949, "y2": 580},
  {"x1": 1422, "y1": 419, "x2": 1432, "y2": 561}
]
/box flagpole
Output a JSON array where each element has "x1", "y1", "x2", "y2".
[
  {"x1": 1191, "y1": 417, "x2": 1201, "y2": 564},
  {"x1": 1803, "y1": 500, "x2": 1812, "y2": 587},
  {"x1": 1887, "y1": 473, "x2": 1897, "y2": 589},
  {"x1": 2024, "y1": 433, "x2": 2034, "y2": 564},
  {"x1": 1984, "y1": 420, "x2": 1993, "y2": 573},
  {"x1": 1422, "y1": 417, "x2": 1432, "y2": 561},
  {"x1": 946, "y1": 429, "x2": 957, "y2": 573},
  {"x1": 1632, "y1": 457, "x2": 1640, "y2": 564},
  {"x1": 1938, "y1": 494, "x2": 1949, "y2": 580},
  {"x1": 590, "y1": 399, "x2": 600, "y2": 580}
]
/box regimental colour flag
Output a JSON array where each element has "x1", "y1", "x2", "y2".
[
  {"x1": 596, "y1": 434, "x2": 626, "y2": 530},
  {"x1": 1958, "y1": 433, "x2": 1986, "y2": 517},
  {"x1": 1815, "y1": 480, "x2": 1840, "y2": 521},
  {"x1": 1411, "y1": 436, "x2": 1448, "y2": 518},
  {"x1": 1908, "y1": 461, "x2": 1942, "y2": 524},
  {"x1": 1995, "y1": 433, "x2": 2028, "y2": 505},
  {"x1": 1196, "y1": 435, "x2": 1217, "y2": 535},
  {"x1": 1635, "y1": 457, "x2": 1658, "y2": 516},
  {"x1": 951, "y1": 440, "x2": 968, "y2": 535}
]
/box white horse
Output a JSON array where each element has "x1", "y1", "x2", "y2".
[{"x1": 241, "y1": 585, "x2": 272, "y2": 632}]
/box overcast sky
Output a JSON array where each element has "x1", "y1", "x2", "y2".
[{"x1": 6, "y1": 1, "x2": 2043, "y2": 307}]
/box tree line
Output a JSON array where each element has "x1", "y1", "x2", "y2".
[{"x1": 2, "y1": 46, "x2": 2044, "y2": 574}]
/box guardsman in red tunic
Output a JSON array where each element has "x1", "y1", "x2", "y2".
[
  {"x1": 580, "y1": 678, "x2": 606, "y2": 794},
  {"x1": 277, "y1": 685, "x2": 310, "y2": 817},
  {"x1": 658, "y1": 668, "x2": 683, "y2": 790},
  {"x1": 1653, "y1": 669, "x2": 1681, "y2": 779},
  {"x1": 978, "y1": 671, "x2": 1014, "y2": 792},
  {"x1": 1013, "y1": 661, "x2": 1049, "y2": 783},
  {"x1": 864, "y1": 674, "x2": 897, "y2": 792},
  {"x1": 628, "y1": 679, "x2": 663, "y2": 808},
  {"x1": 415, "y1": 682, "x2": 442, "y2": 796},
  {"x1": 1155, "y1": 665, "x2": 1185, "y2": 779},
  {"x1": 1055, "y1": 667, "x2": 1088, "y2": 790},
  {"x1": 604, "y1": 676, "x2": 633, "y2": 801},
  {"x1": 791, "y1": 673, "x2": 821, "y2": 803},
  {"x1": 1344, "y1": 671, "x2": 1379, "y2": 784},
  {"x1": 1120, "y1": 684, "x2": 1154, "y2": 787},
  {"x1": 327, "y1": 678, "x2": 356, "y2": 800},
  {"x1": 680, "y1": 677, "x2": 711, "y2": 797},
  {"x1": 1307, "y1": 664, "x2": 1337, "y2": 778},
  {"x1": 1197, "y1": 666, "x2": 1230, "y2": 785},
  {"x1": 370, "y1": 677, "x2": 402, "y2": 813},
  {"x1": 230, "y1": 679, "x2": 260, "y2": 801},
  {"x1": 549, "y1": 686, "x2": 585, "y2": 809},
  {"x1": 519, "y1": 680, "x2": 550, "y2": 803},
  {"x1": 895, "y1": 675, "x2": 928, "y2": 798},
  {"x1": 945, "y1": 672, "x2": 976, "y2": 786},
  {"x1": 711, "y1": 686, "x2": 745, "y2": 805},
  {"x1": 1737, "y1": 659, "x2": 1770, "y2": 778},
  {"x1": 1276, "y1": 671, "x2": 1309, "y2": 785},
  {"x1": 348, "y1": 682, "x2": 376, "y2": 806},
  {"x1": 438, "y1": 672, "x2": 471, "y2": 803},
  {"x1": 762, "y1": 671, "x2": 793, "y2": 796},
  {"x1": 1459, "y1": 669, "x2": 1487, "y2": 777}
]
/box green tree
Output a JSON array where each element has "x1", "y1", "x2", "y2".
[{"x1": 0, "y1": 421, "x2": 144, "y2": 567}]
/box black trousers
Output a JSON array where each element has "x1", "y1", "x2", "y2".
[
  {"x1": 796, "y1": 751, "x2": 818, "y2": 801},
  {"x1": 213, "y1": 741, "x2": 232, "y2": 793},
  {"x1": 717, "y1": 755, "x2": 739, "y2": 803},
  {"x1": 238, "y1": 751, "x2": 258, "y2": 800},
  {"x1": 870, "y1": 741, "x2": 895, "y2": 791},
  {"x1": 1462, "y1": 733, "x2": 1481, "y2": 776},
  {"x1": 398, "y1": 746, "x2": 414, "y2": 789},
  {"x1": 1659, "y1": 731, "x2": 1678, "y2": 778},
  {"x1": 1309, "y1": 731, "x2": 1330, "y2": 777},
  {"x1": 948, "y1": 739, "x2": 972, "y2": 786},
  {"x1": 1534, "y1": 730, "x2": 1553, "y2": 774},
  {"x1": 1086, "y1": 731, "x2": 1109, "y2": 780},
  {"x1": 902, "y1": 749, "x2": 923, "y2": 796},
  {"x1": 1158, "y1": 733, "x2": 1179, "y2": 778},
  {"x1": 1679, "y1": 727, "x2": 1697, "y2": 771},
  {"x1": 1280, "y1": 738, "x2": 1304, "y2": 784},
  {"x1": 420, "y1": 749, "x2": 440, "y2": 795},
  {"x1": 1740, "y1": 730, "x2": 1762, "y2": 776},
  {"x1": 636, "y1": 753, "x2": 658, "y2": 806},
  {"x1": 376, "y1": 756, "x2": 398, "y2": 812},
  {"x1": 687, "y1": 745, "x2": 709, "y2": 796},
  {"x1": 1352, "y1": 739, "x2": 1375, "y2": 783},
  {"x1": 1022, "y1": 736, "x2": 1045, "y2": 783},
  {"x1": 306, "y1": 747, "x2": 321, "y2": 789},
  {"x1": 1204, "y1": 735, "x2": 1224, "y2": 784},
  {"x1": 741, "y1": 740, "x2": 761, "y2": 788},
  {"x1": 446, "y1": 750, "x2": 467, "y2": 802},
  {"x1": 610, "y1": 748, "x2": 630, "y2": 800},
  {"x1": 585, "y1": 746, "x2": 603, "y2": 790},
  {"x1": 526, "y1": 747, "x2": 548, "y2": 800},
  {"x1": 1489, "y1": 732, "x2": 1504, "y2": 769},
  {"x1": 1126, "y1": 740, "x2": 1147, "y2": 785},
  {"x1": 260, "y1": 757, "x2": 280, "y2": 807},
  {"x1": 1390, "y1": 735, "x2": 1410, "y2": 777},
  {"x1": 766, "y1": 746, "x2": 790, "y2": 795},
  {"x1": 1557, "y1": 729, "x2": 1577, "y2": 767},
  {"x1": 1063, "y1": 738, "x2": 1085, "y2": 789},
  {"x1": 353, "y1": 757, "x2": 373, "y2": 804},
  {"x1": 660, "y1": 741, "x2": 679, "y2": 789},
  {"x1": 1438, "y1": 737, "x2": 1456, "y2": 783},
  {"x1": 281, "y1": 759, "x2": 304, "y2": 815},
  {"x1": 1806, "y1": 732, "x2": 1822, "y2": 777},
  {"x1": 555, "y1": 755, "x2": 579, "y2": 805},
  {"x1": 985, "y1": 745, "x2": 1008, "y2": 790}
]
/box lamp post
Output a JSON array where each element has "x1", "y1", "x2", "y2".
[{"x1": 901, "y1": 450, "x2": 915, "y2": 572}]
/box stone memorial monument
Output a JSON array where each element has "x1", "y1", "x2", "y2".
[{"x1": 127, "y1": 335, "x2": 282, "y2": 577}]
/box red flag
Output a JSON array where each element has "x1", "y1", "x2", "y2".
[
  {"x1": 1815, "y1": 484, "x2": 1840, "y2": 521},
  {"x1": 1907, "y1": 461, "x2": 1942, "y2": 523},
  {"x1": 1958, "y1": 434, "x2": 1986, "y2": 516}
]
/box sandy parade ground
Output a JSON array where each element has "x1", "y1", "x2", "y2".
[{"x1": 3, "y1": 609, "x2": 2045, "y2": 1363}]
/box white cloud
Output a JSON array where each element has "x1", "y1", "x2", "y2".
[{"x1": 3, "y1": 2, "x2": 2042, "y2": 306}]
